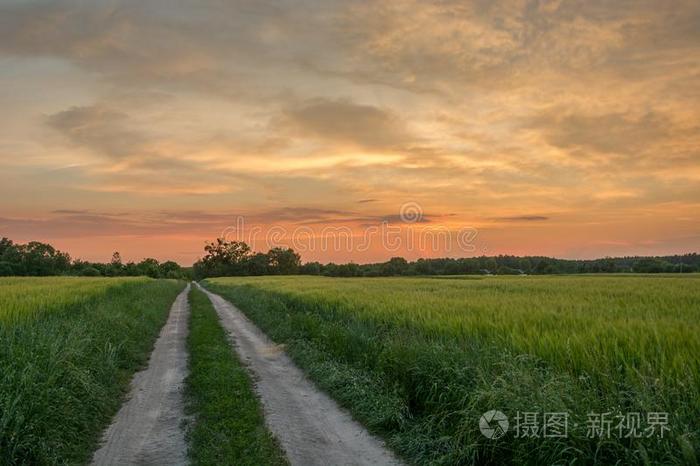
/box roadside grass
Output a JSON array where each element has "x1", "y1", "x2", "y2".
[
  {"x1": 185, "y1": 286, "x2": 288, "y2": 466},
  {"x1": 0, "y1": 278, "x2": 184, "y2": 466},
  {"x1": 204, "y1": 275, "x2": 700, "y2": 466}
]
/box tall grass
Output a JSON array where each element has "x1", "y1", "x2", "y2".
[
  {"x1": 0, "y1": 277, "x2": 184, "y2": 465},
  {"x1": 205, "y1": 275, "x2": 700, "y2": 465}
]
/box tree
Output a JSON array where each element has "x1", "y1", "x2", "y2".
[
  {"x1": 194, "y1": 238, "x2": 253, "y2": 277},
  {"x1": 482, "y1": 257, "x2": 498, "y2": 274},
  {"x1": 204, "y1": 238, "x2": 251, "y2": 264},
  {"x1": 111, "y1": 251, "x2": 122, "y2": 265},
  {"x1": 0, "y1": 237, "x2": 15, "y2": 257},
  {"x1": 106, "y1": 251, "x2": 124, "y2": 276},
  {"x1": 123, "y1": 261, "x2": 139, "y2": 276},
  {"x1": 159, "y1": 260, "x2": 183, "y2": 279},
  {"x1": 136, "y1": 258, "x2": 161, "y2": 278},
  {"x1": 414, "y1": 258, "x2": 433, "y2": 275},
  {"x1": 599, "y1": 258, "x2": 617, "y2": 273},
  {"x1": 16, "y1": 241, "x2": 71, "y2": 276},
  {"x1": 533, "y1": 260, "x2": 550, "y2": 274},
  {"x1": 267, "y1": 248, "x2": 301, "y2": 274},
  {"x1": 299, "y1": 261, "x2": 322, "y2": 275},
  {"x1": 380, "y1": 257, "x2": 409, "y2": 276},
  {"x1": 0, "y1": 261, "x2": 13, "y2": 276},
  {"x1": 247, "y1": 253, "x2": 271, "y2": 276},
  {"x1": 444, "y1": 260, "x2": 463, "y2": 275},
  {"x1": 518, "y1": 258, "x2": 532, "y2": 274},
  {"x1": 633, "y1": 258, "x2": 672, "y2": 273},
  {"x1": 496, "y1": 265, "x2": 521, "y2": 275},
  {"x1": 0, "y1": 238, "x2": 19, "y2": 275},
  {"x1": 335, "y1": 262, "x2": 360, "y2": 277}
]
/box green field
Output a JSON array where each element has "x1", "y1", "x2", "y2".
[
  {"x1": 2, "y1": 275, "x2": 698, "y2": 465},
  {"x1": 0, "y1": 277, "x2": 184, "y2": 465},
  {"x1": 0, "y1": 277, "x2": 149, "y2": 322},
  {"x1": 205, "y1": 275, "x2": 700, "y2": 465}
]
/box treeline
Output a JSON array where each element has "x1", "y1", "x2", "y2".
[
  {"x1": 2, "y1": 236, "x2": 699, "y2": 279},
  {"x1": 0, "y1": 237, "x2": 189, "y2": 279},
  {"x1": 193, "y1": 238, "x2": 700, "y2": 278},
  {"x1": 300, "y1": 253, "x2": 700, "y2": 277}
]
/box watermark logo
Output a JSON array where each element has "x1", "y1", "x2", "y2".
[
  {"x1": 478, "y1": 410, "x2": 669, "y2": 440},
  {"x1": 480, "y1": 410, "x2": 509, "y2": 439},
  {"x1": 399, "y1": 201, "x2": 423, "y2": 223}
]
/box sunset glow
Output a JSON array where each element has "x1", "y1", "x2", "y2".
[{"x1": 1, "y1": 0, "x2": 699, "y2": 264}]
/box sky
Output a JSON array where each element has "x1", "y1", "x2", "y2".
[{"x1": 0, "y1": 0, "x2": 699, "y2": 265}]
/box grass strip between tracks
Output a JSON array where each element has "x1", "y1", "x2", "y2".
[{"x1": 185, "y1": 286, "x2": 288, "y2": 466}]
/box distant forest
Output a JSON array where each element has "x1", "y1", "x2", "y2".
[
  {"x1": 2, "y1": 236, "x2": 699, "y2": 279},
  {"x1": 0, "y1": 237, "x2": 189, "y2": 279}
]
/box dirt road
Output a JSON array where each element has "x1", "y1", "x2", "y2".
[
  {"x1": 91, "y1": 284, "x2": 191, "y2": 466},
  {"x1": 197, "y1": 284, "x2": 403, "y2": 466}
]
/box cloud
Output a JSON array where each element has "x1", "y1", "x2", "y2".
[
  {"x1": 215, "y1": 206, "x2": 451, "y2": 227},
  {"x1": 0, "y1": 1, "x2": 220, "y2": 81},
  {"x1": 380, "y1": 214, "x2": 430, "y2": 224},
  {"x1": 46, "y1": 105, "x2": 146, "y2": 159},
  {"x1": 336, "y1": 0, "x2": 700, "y2": 94},
  {"x1": 280, "y1": 98, "x2": 412, "y2": 150},
  {"x1": 531, "y1": 111, "x2": 669, "y2": 156},
  {"x1": 51, "y1": 209, "x2": 90, "y2": 215},
  {"x1": 0, "y1": 213, "x2": 151, "y2": 239},
  {"x1": 251, "y1": 207, "x2": 353, "y2": 224},
  {"x1": 492, "y1": 215, "x2": 550, "y2": 222}
]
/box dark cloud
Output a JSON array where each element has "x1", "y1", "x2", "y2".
[
  {"x1": 281, "y1": 98, "x2": 411, "y2": 149},
  {"x1": 51, "y1": 209, "x2": 132, "y2": 217},
  {"x1": 380, "y1": 214, "x2": 429, "y2": 224},
  {"x1": 531, "y1": 111, "x2": 669, "y2": 156},
  {"x1": 0, "y1": 1, "x2": 218, "y2": 78},
  {"x1": 492, "y1": 215, "x2": 549, "y2": 222},
  {"x1": 51, "y1": 209, "x2": 90, "y2": 214},
  {"x1": 46, "y1": 105, "x2": 146, "y2": 159},
  {"x1": 0, "y1": 0, "x2": 348, "y2": 103},
  {"x1": 2, "y1": 0, "x2": 699, "y2": 100}
]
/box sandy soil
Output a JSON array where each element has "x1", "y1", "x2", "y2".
[
  {"x1": 91, "y1": 284, "x2": 191, "y2": 466},
  {"x1": 197, "y1": 283, "x2": 404, "y2": 466}
]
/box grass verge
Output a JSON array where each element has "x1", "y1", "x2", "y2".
[
  {"x1": 0, "y1": 278, "x2": 184, "y2": 466},
  {"x1": 184, "y1": 286, "x2": 287, "y2": 466}
]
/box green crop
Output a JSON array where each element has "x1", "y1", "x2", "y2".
[
  {"x1": 0, "y1": 277, "x2": 150, "y2": 323},
  {"x1": 206, "y1": 274, "x2": 700, "y2": 465}
]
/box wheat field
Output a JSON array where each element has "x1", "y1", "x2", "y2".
[{"x1": 206, "y1": 274, "x2": 700, "y2": 465}]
